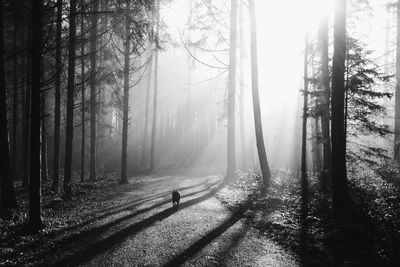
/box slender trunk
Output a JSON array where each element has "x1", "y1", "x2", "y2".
[
  {"x1": 12, "y1": 8, "x2": 18, "y2": 175},
  {"x1": 120, "y1": 0, "x2": 130, "y2": 185},
  {"x1": 384, "y1": 1, "x2": 391, "y2": 109},
  {"x1": 0, "y1": 0, "x2": 18, "y2": 212},
  {"x1": 63, "y1": 0, "x2": 77, "y2": 200},
  {"x1": 184, "y1": 0, "x2": 192, "y2": 166},
  {"x1": 29, "y1": 0, "x2": 43, "y2": 229},
  {"x1": 249, "y1": 0, "x2": 270, "y2": 188},
  {"x1": 313, "y1": 116, "x2": 322, "y2": 172},
  {"x1": 331, "y1": 0, "x2": 348, "y2": 213},
  {"x1": 226, "y1": 0, "x2": 237, "y2": 181},
  {"x1": 301, "y1": 35, "x2": 309, "y2": 183},
  {"x1": 80, "y1": 0, "x2": 85, "y2": 183},
  {"x1": 239, "y1": 0, "x2": 247, "y2": 170},
  {"x1": 89, "y1": 0, "x2": 99, "y2": 181},
  {"x1": 40, "y1": 81, "x2": 47, "y2": 182},
  {"x1": 394, "y1": 1, "x2": 400, "y2": 162},
  {"x1": 23, "y1": 14, "x2": 31, "y2": 186},
  {"x1": 319, "y1": 13, "x2": 331, "y2": 187},
  {"x1": 141, "y1": 52, "x2": 152, "y2": 169},
  {"x1": 52, "y1": 0, "x2": 62, "y2": 191},
  {"x1": 150, "y1": 0, "x2": 160, "y2": 171}
]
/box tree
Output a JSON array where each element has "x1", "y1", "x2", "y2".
[
  {"x1": 331, "y1": 0, "x2": 349, "y2": 213},
  {"x1": 226, "y1": 0, "x2": 237, "y2": 181},
  {"x1": 301, "y1": 34, "x2": 309, "y2": 185},
  {"x1": 239, "y1": 0, "x2": 247, "y2": 170},
  {"x1": 344, "y1": 37, "x2": 391, "y2": 168},
  {"x1": 40, "y1": 80, "x2": 48, "y2": 182},
  {"x1": 22, "y1": 2, "x2": 31, "y2": 187},
  {"x1": 319, "y1": 10, "x2": 332, "y2": 188},
  {"x1": 29, "y1": 0, "x2": 43, "y2": 229},
  {"x1": 248, "y1": 0, "x2": 271, "y2": 188},
  {"x1": 0, "y1": 0, "x2": 18, "y2": 214},
  {"x1": 80, "y1": 0, "x2": 86, "y2": 183},
  {"x1": 394, "y1": 0, "x2": 400, "y2": 163},
  {"x1": 11, "y1": 4, "x2": 18, "y2": 176},
  {"x1": 52, "y1": 0, "x2": 62, "y2": 192},
  {"x1": 141, "y1": 50, "x2": 153, "y2": 170},
  {"x1": 150, "y1": 0, "x2": 160, "y2": 171},
  {"x1": 120, "y1": 0, "x2": 131, "y2": 184},
  {"x1": 89, "y1": 0, "x2": 99, "y2": 181},
  {"x1": 63, "y1": 0, "x2": 77, "y2": 200}
]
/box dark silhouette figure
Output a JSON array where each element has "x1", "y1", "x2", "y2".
[{"x1": 172, "y1": 190, "x2": 180, "y2": 208}]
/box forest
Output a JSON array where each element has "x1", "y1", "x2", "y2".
[{"x1": 1, "y1": 0, "x2": 400, "y2": 266}]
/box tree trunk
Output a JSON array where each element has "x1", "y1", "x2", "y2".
[
  {"x1": 394, "y1": 1, "x2": 400, "y2": 162},
  {"x1": 40, "y1": 83, "x2": 48, "y2": 182},
  {"x1": 0, "y1": 0, "x2": 18, "y2": 213},
  {"x1": 52, "y1": 0, "x2": 62, "y2": 192},
  {"x1": 12, "y1": 7, "x2": 18, "y2": 176},
  {"x1": 150, "y1": 0, "x2": 160, "y2": 171},
  {"x1": 301, "y1": 35, "x2": 309, "y2": 184},
  {"x1": 226, "y1": 0, "x2": 237, "y2": 181},
  {"x1": 313, "y1": 116, "x2": 322, "y2": 173},
  {"x1": 319, "y1": 12, "x2": 331, "y2": 187},
  {"x1": 120, "y1": 0, "x2": 131, "y2": 185},
  {"x1": 249, "y1": 0, "x2": 270, "y2": 188},
  {"x1": 80, "y1": 0, "x2": 85, "y2": 183},
  {"x1": 141, "y1": 51, "x2": 152, "y2": 170},
  {"x1": 239, "y1": 0, "x2": 247, "y2": 170},
  {"x1": 63, "y1": 0, "x2": 77, "y2": 200},
  {"x1": 23, "y1": 11, "x2": 31, "y2": 187},
  {"x1": 331, "y1": 0, "x2": 349, "y2": 213},
  {"x1": 89, "y1": 0, "x2": 99, "y2": 181},
  {"x1": 29, "y1": 0, "x2": 43, "y2": 229}
]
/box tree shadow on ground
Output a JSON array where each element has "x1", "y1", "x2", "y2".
[
  {"x1": 45, "y1": 186, "x2": 220, "y2": 266},
  {"x1": 164, "y1": 202, "x2": 250, "y2": 267},
  {"x1": 46, "y1": 180, "x2": 219, "y2": 237}
]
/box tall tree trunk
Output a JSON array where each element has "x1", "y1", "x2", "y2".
[
  {"x1": 249, "y1": 0, "x2": 270, "y2": 188},
  {"x1": 183, "y1": 0, "x2": 193, "y2": 167},
  {"x1": 23, "y1": 10, "x2": 31, "y2": 187},
  {"x1": 141, "y1": 51, "x2": 152, "y2": 170},
  {"x1": 319, "y1": 12, "x2": 331, "y2": 187},
  {"x1": 40, "y1": 82, "x2": 48, "y2": 182},
  {"x1": 239, "y1": 0, "x2": 247, "y2": 170},
  {"x1": 12, "y1": 7, "x2": 18, "y2": 176},
  {"x1": 301, "y1": 35, "x2": 309, "y2": 184},
  {"x1": 331, "y1": 0, "x2": 349, "y2": 213},
  {"x1": 63, "y1": 0, "x2": 77, "y2": 200},
  {"x1": 29, "y1": 0, "x2": 43, "y2": 229},
  {"x1": 150, "y1": 0, "x2": 160, "y2": 171},
  {"x1": 313, "y1": 116, "x2": 322, "y2": 173},
  {"x1": 0, "y1": 0, "x2": 18, "y2": 213},
  {"x1": 80, "y1": 0, "x2": 85, "y2": 183},
  {"x1": 394, "y1": 1, "x2": 400, "y2": 162},
  {"x1": 226, "y1": 0, "x2": 237, "y2": 181},
  {"x1": 52, "y1": 0, "x2": 62, "y2": 192},
  {"x1": 120, "y1": 0, "x2": 130, "y2": 185},
  {"x1": 89, "y1": 0, "x2": 99, "y2": 181}
]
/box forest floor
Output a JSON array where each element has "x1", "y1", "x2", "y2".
[
  {"x1": 1, "y1": 168, "x2": 400, "y2": 266},
  {"x1": 0, "y1": 173, "x2": 297, "y2": 266}
]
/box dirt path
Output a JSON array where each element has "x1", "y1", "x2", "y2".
[{"x1": 61, "y1": 175, "x2": 298, "y2": 267}]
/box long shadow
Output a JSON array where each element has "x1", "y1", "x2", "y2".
[
  {"x1": 164, "y1": 204, "x2": 249, "y2": 267},
  {"x1": 46, "y1": 183, "x2": 218, "y2": 245},
  {"x1": 211, "y1": 220, "x2": 250, "y2": 266},
  {"x1": 48, "y1": 180, "x2": 219, "y2": 237},
  {"x1": 45, "y1": 187, "x2": 219, "y2": 266}
]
